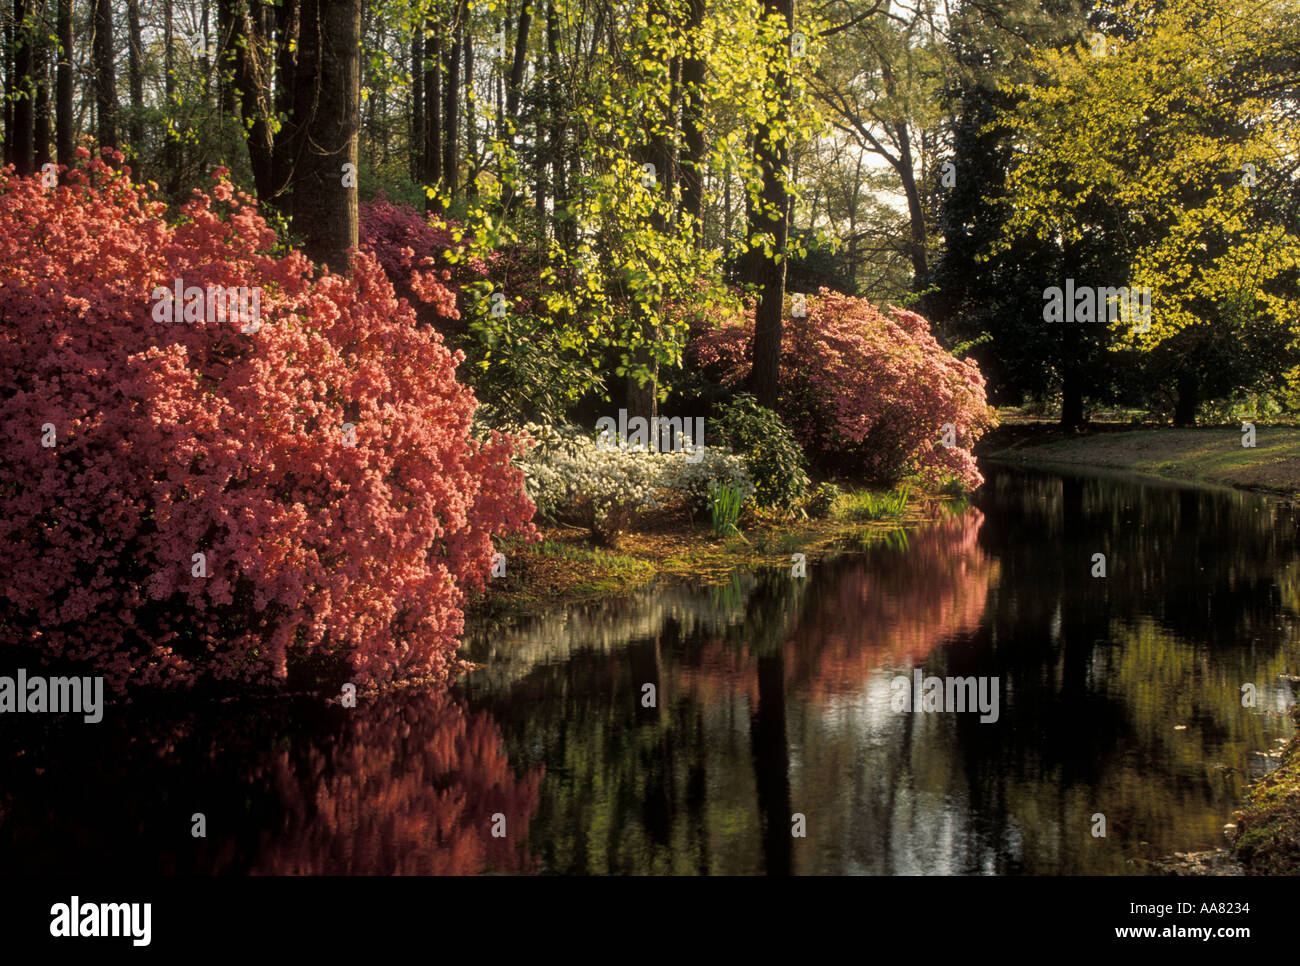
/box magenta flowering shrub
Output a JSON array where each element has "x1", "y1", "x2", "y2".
[
  {"x1": 0, "y1": 154, "x2": 535, "y2": 691},
  {"x1": 691, "y1": 290, "x2": 996, "y2": 489}
]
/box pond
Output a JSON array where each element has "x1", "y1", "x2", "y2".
[{"x1": 2, "y1": 465, "x2": 1296, "y2": 874}]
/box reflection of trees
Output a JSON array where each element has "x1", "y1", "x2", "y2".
[
  {"x1": 950, "y1": 467, "x2": 1300, "y2": 872},
  {"x1": 0, "y1": 690, "x2": 541, "y2": 875},
  {"x1": 463, "y1": 507, "x2": 997, "y2": 874}
]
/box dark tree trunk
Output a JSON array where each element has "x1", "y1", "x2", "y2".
[
  {"x1": 545, "y1": 0, "x2": 564, "y2": 224},
  {"x1": 442, "y1": 0, "x2": 466, "y2": 200},
  {"x1": 410, "y1": 31, "x2": 422, "y2": 181},
  {"x1": 92, "y1": 0, "x2": 116, "y2": 150},
  {"x1": 289, "y1": 0, "x2": 360, "y2": 273},
  {"x1": 34, "y1": 2, "x2": 51, "y2": 170},
  {"x1": 1174, "y1": 372, "x2": 1199, "y2": 427},
  {"x1": 464, "y1": 23, "x2": 477, "y2": 198},
  {"x1": 504, "y1": 0, "x2": 532, "y2": 214},
  {"x1": 268, "y1": 0, "x2": 298, "y2": 208},
  {"x1": 422, "y1": 20, "x2": 441, "y2": 211},
  {"x1": 678, "y1": 0, "x2": 705, "y2": 243},
  {"x1": 746, "y1": 0, "x2": 794, "y2": 409},
  {"x1": 127, "y1": 0, "x2": 143, "y2": 148},
  {"x1": 4, "y1": 18, "x2": 13, "y2": 168},
  {"x1": 231, "y1": 0, "x2": 275, "y2": 200},
  {"x1": 12, "y1": 0, "x2": 34, "y2": 175},
  {"x1": 1060, "y1": 370, "x2": 1085, "y2": 430}
]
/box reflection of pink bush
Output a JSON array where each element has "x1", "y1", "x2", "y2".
[
  {"x1": 247, "y1": 692, "x2": 542, "y2": 875},
  {"x1": 679, "y1": 509, "x2": 995, "y2": 701},
  {"x1": 691, "y1": 291, "x2": 995, "y2": 489},
  {"x1": 0, "y1": 156, "x2": 534, "y2": 691},
  {"x1": 788, "y1": 510, "x2": 996, "y2": 695}
]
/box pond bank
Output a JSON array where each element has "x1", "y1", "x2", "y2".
[
  {"x1": 466, "y1": 488, "x2": 957, "y2": 621},
  {"x1": 979, "y1": 423, "x2": 1300, "y2": 496},
  {"x1": 1233, "y1": 707, "x2": 1300, "y2": 874}
]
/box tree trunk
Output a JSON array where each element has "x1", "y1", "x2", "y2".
[
  {"x1": 34, "y1": 1, "x2": 51, "y2": 171},
  {"x1": 229, "y1": 0, "x2": 275, "y2": 200},
  {"x1": 127, "y1": 0, "x2": 144, "y2": 149},
  {"x1": 544, "y1": 0, "x2": 565, "y2": 228},
  {"x1": 92, "y1": 0, "x2": 116, "y2": 151},
  {"x1": 1174, "y1": 372, "x2": 1199, "y2": 427},
  {"x1": 56, "y1": 0, "x2": 72, "y2": 164},
  {"x1": 268, "y1": 0, "x2": 298, "y2": 209},
  {"x1": 442, "y1": 0, "x2": 466, "y2": 201},
  {"x1": 12, "y1": 0, "x2": 34, "y2": 174},
  {"x1": 290, "y1": 0, "x2": 360, "y2": 274},
  {"x1": 410, "y1": 30, "x2": 422, "y2": 181},
  {"x1": 422, "y1": 20, "x2": 441, "y2": 211},
  {"x1": 746, "y1": 0, "x2": 794, "y2": 409},
  {"x1": 678, "y1": 0, "x2": 705, "y2": 243},
  {"x1": 504, "y1": 0, "x2": 532, "y2": 214},
  {"x1": 464, "y1": 23, "x2": 477, "y2": 199}
]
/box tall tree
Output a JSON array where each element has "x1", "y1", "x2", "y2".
[
  {"x1": 442, "y1": 0, "x2": 467, "y2": 199},
  {"x1": 290, "y1": 0, "x2": 361, "y2": 272},
  {"x1": 33, "y1": 0, "x2": 50, "y2": 169},
  {"x1": 11, "y1": 0, "x2": 35, "y2": 174},
  {"x1": 92, "y1": 0, "x2": 117, "y2": 150},
  {"x1": 126, "y1": 0, "x2": 144, "y2": 149},
  {"x1": 55, "y1": 0, "x2": 72, "y2": 164},
  {"x1": 746, "y1": 0, "x2": 795, "y2": 408}
]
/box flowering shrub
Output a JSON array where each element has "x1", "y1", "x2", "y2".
[
  {"x1": 360, "y1": 198, "x2": 597, "y2": 426},
  {"x1": 516, "y1": 423, "x2": 753, "y2": 541},
  {"x1": 691, "y1": 291, "x2": 996, "y2": 489},
  {"x1": 0, "y1": 155, "x2": 535, "y2": 691},
  {"x1": 358, "y1": 197, "x2": 484, "y2": 334}
]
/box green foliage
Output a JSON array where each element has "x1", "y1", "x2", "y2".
[
  {"x1": 804, "y1": 481, "x2": 841, "y2": 519},
  {"x1": 714, "y1": 393, "x2": 809, "y2": 511},
  {"x1": 708, "y1": 480, "x2": 746, "y2": 537},
  {"x1": 836, "y1": 484, "x2": 912, "y2": 522},
  {"x1": 461, "y1": 296, "x2": 604, "y2": 428}
]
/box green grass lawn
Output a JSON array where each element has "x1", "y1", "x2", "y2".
[{"x1": 984, "y1": 426, "x2": 1300, "y2": 495}]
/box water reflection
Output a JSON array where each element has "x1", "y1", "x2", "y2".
[
  {"x1": 0, "y1": 689, "x2": 541, "y2": 874},
  {"x1": 0, "y1": 467, "x2": 1296, "y2": 874}
]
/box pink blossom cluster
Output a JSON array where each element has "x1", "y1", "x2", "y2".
[
  {"x1": 691, "y1": 290, "x2": 996, "y2": 489},
  {"x1": 0, "y1": 153, "x2": 535, "y2": 691}
]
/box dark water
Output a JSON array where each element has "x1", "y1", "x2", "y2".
[{"x1": 2, "y1": 466, "x2": 1297, "y2": 874}]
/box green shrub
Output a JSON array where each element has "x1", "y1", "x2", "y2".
[
  {"x1": 709, "y1": 480, "x2": 746, "y2": 536},
  {"x1": 805, "y1": 481, "x2": 841, "y2": 518},
  {"x1": 714, "y1": 394, "x2": 809, "y2": 511}
]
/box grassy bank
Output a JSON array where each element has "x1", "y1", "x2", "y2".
[
  {"x1": 467, "y1": 485, "x2": 953, "y2": 619},
  {"x1": 981, "y1": 422, "x2": 1300, "y2": 495},
  {"x1": 1234, "y1": 709, "x2": 1300, "y2": 874}
]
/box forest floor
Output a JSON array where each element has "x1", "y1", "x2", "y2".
[
  {"x1": 979, "y1": 417, "x2": 1300, "y2": 496},
  {"x1": 465, "y1": 487, "x2": 959, "y2": 621}
]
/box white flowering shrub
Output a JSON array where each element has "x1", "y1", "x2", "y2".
[{"x1": 513, "y1": 422, "x2": 754, "y2": 541}]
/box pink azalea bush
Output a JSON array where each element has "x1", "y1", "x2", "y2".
[
  {"x1": 358, "y1": 197, "x2": 478, "y2": 333},
  {"x1": 691, "y1": 290, "x2": 995, "y2": 489},
  {"x1": 358, "y1": 198, "x2": 545, "y2": 334},
  {"x1": 0, "y1": 153, "x2": 535, "y2": 691}
]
